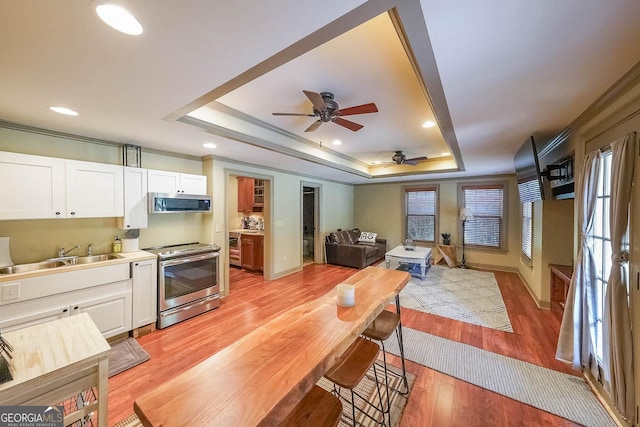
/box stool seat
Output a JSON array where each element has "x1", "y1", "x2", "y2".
[
  {"x1": 324, "y1": 337, "x2": 380, "y2": 389},
  {"x1": 362, "y1": 310, "x2": 400, "y2": 341},
  {"x1": 280, "y1": 385, "x2": 342, "y2": 427}
]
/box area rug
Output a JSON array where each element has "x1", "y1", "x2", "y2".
[
  {"x1": 384, "y1": 262, "x2": 513, "y2": 332},
  {"x1": 384, "y1": 327, "x2": 615, "y2": 427},
  {"x1": 113, "y1": 364, "x2": 414, "y2": 427},
  {"x1": 108, "y1": 337, "x2": 150, "y2": 377}
]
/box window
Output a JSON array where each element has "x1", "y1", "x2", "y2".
[
  {"x1": 460, "y1": 183, "x2": 506, "y2": 249},
  {"x1": 589, "y1": 151, "x2": 629, "y2": 363},
  {"x1": 405, "y1": 187, "x2": 437, "y2": 243},
  {"x1": 521, "y1": 202, "x2": 533, "y2": 261}
]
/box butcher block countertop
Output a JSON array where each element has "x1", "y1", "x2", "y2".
[
  {"x1": 134, "y1": 266, "x2": 410, "y2": 426},
  {"x1": 0, "y1": 313, "x2": 110, "y2": 425}
]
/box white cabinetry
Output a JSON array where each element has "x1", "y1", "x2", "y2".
[
  {"x1": 0, "y1": 263, "x2": 133, "y2": 339},
  {"x1": 0, "y1": 152, "x2": 66, "y2": 219},
  {"x1": 120, "y1": 166, "x2": 148, "y2": 229},
  {"x1": 66, "y1": 160, "x2": 124, "y2": 218},
  {"x1": 132, "y1": 259, "x2": 157, "y2": 328},
  {"x1": 0, "y1": 151, "x2": 124, "y2": 220},
  {"x1": 148, "y1": 169, "x2": 207, "y2": 195}
]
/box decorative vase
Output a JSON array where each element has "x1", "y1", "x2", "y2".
[{"x1": 404, "y1": 238, "x2": 415, "y2": 251}]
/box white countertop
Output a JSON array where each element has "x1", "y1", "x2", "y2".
[{"x1": 0, "y1": 250, "x2": 157, "y2": 283}]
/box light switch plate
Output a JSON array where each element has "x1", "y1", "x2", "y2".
[{"x1": 2, "y1": 283, "x2": 20, "y2": 301}]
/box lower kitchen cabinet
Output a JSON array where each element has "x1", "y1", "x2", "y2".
[
  {"x1": 241, "y1": 234, "x2": 263, "y2": 271},
  {"x1": 132, "y1": 259, "x2": 157, "y2": 328},
  {"x1": 0, "y1": 280, "x2": 132, "y2": 339}
]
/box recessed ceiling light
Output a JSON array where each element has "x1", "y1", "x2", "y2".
[
  {"x1": 92, "y1": 1, "x2": 143, "y2": 36},
  {"x1": 203, "y1": 142, "x2": 217, "y2": 149},
  {"x1": 441, "y1": 152, "x2": 450, "y2": 156},
  {"x1": 49, "y1": 106, "x2": 78, "y2": 116},
  {"x1": 422, "y1": 120, "x2": 436, "y2": 128},
  {"x1": 372, "y1": 161, "x2": 382, "y2": 165},
  {"x1": 332, "y1": 140, "x2": 342, "y2": 146}
]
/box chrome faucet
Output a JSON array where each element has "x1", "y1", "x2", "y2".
[
  {"x1": 58, "y1": 245, "x2": 81, "y2": 258},
  {"x1": 87, "y1": 244, "x2": 93, "y2": 256}
]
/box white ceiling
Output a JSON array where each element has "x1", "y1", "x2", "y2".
[{"x1": 1, "y1": 0, "x2": 639, "y2": 184}]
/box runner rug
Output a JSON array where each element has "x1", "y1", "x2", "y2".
[
  {"x1": 384, "y1": 327, "x2": 615, "y2": 427},
  {"x1": 113, "y1": 364, "x2": 414, "y2": 427},
  {"x1": 383, "y1": 263, "x2": 513, "y2": 332}
]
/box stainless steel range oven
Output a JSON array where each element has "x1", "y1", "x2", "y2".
[{"x1": 145, "y1": 242, "x2": 221, "y2": 329}]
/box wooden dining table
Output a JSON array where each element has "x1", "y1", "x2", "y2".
[{"x1": 133, "y1": 266, "x2": 410, "y2": 426}]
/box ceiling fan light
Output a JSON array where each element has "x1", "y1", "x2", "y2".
[
  {"x1": 332, "y1": 140, "x2": 342, "y2": 146},
  {"x1": 422, "y1": 120, "x2": 436, "y2": 128},
  {"x1": 203, "y1": 142, "x2": 217, "y2": 149},
  {"x1": 93, "y1": 2, "x2": 143, "y2": 35}
]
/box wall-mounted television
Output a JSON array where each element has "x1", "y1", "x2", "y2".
[{"x1": 514, "y1": 135, "x2": 544, "y2": 203}]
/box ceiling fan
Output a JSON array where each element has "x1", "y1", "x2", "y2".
[
  {"x1": 390, "y1": 150, "x2": 428, "y2": 166},
  {"x1": 272, "y1": 90, "x2": 378, "y2": 132}
]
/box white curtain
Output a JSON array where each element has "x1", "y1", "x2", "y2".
[
  {"x1": 602, "y1": 133, "x2": 635, "y2": 420},
  {"x1": 556, "y1": 150, "x2": 600, "y2": 372}
]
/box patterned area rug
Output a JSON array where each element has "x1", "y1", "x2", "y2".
[
  {"x1": 384, "y1": 263, "x2": 513, "y2": 332},
  {"x1": 114, "y1": 363, "x2": 414, "y2": 427}
]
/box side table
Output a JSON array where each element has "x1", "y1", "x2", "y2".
[{"x1": 433, "y1": 244, "x2": 457, "y2": 268}]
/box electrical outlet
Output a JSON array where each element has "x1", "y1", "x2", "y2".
[
  {"x1": 215, "y1": 224, "x2": 222, "y2": 232},
  {"x1": 283, "y1": 255, "x2": 287, "y2": 262},
  {"x1": 2, "y1": 283, "x2": 20, "y2": 301}
]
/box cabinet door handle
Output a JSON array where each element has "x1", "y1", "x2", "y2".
[
  {"x1": 62, "y1": 308, "x2": 68, "y2": 313},
  {"x1": 70, "y1": 212, "x2": 76, "y2": 216},
  {"x1": 73, "y1": 305, "x2": 79, "y2": 310},
  {"x1": 55, "y1": 212, "x2": 61, "y2": 216}
]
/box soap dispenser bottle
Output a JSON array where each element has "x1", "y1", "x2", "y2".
[{"x1": 112, "y1": 236, "x2": 122, "y2": 253}]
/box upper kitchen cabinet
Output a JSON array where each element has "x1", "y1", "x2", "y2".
[
  {"x1": 148, "y1": 169, "x2": 207, "y2": 195},
  {"x1": 0, "y1": 151, "x2": 124, "y2": 220},
  {"x1": 119, "y1": 167, "x2": 148, "y2": 229},
  {"x1": 66, "y1": 160, "x2": 124, "y2": 218},
  {"x1": 0, "y1": 152, "x2": 66, "y2": 219},
  {"x1": 237, "y1": 177, "x2": 264, "y2": 213}
]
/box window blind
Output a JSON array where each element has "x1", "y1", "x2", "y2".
[
  {"x1": 405, "y1": 187, "x2": 436, "y2": 242},
  {"x1": 461, "y1": 184, "x2": 504, "y2": 248}
]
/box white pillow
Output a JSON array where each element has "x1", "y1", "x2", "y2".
[{"x1": 358, "y1": 231, "x2": 377, "y2": 244}]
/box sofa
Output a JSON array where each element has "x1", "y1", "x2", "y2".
[{"x1": 325, "y1": 228, "x2": 386, "y2": 269}]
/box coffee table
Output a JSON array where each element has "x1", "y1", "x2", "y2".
[{"x1": 385, "y1": 245, "x2": 432, "y2": 279}]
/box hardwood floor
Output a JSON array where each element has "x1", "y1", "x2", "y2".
[{"x1": 108, "y1": 264, "x2": 582, "y2": 426}]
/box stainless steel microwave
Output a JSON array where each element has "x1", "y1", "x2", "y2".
[{"x1": 149, "y1": 193, "x2": 211, "y2": 213}]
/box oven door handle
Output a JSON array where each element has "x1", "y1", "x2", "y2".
[
  {"x1": 160, "y1": 251, "x2": 220, "y2": 267},
  {"x1": 160, "y1": 294, "x2": 220, "y2": 317}
]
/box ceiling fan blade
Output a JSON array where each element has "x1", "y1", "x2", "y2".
[
  {"x1": 332, "y1": 117, "x2": 363, "y2": 132},
  {"x1": 272, "y1": 112, "x2": 316, "y2": 116},
  {"x1": 303, "y1": 90, "x2": 327, "y2": 112},
  {"x1": 336, "y1": 103, "x2": 378, "y2": 116},
  {"x1": 406, "y1": 156, "x2": 428, "y2": 162},
  {"x1": 404, "y1": 156, "x2": 428, "y2": 166},
  {"x1": 304, "y1": 120, "x2": 323, "y2": 132}
]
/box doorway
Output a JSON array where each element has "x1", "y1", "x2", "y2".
[{"x1": 302, "y1": 185, "x2": 319, "y2": 265}]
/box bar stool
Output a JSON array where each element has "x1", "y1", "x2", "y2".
[
  {"x1": 281, "y1": 385, "x2": 342, "y2": 427},
  {"x1": 362, "y1": 308, "x2": 409, "y2": 399},
  {"x1": 324, "y1": 337, "x2": 386, "y2": 426}
]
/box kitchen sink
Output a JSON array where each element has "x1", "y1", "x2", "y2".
[
  {"x1": 0, "y1": 254, "x2": 123, "y2": 274},
  {"x1": 0, "y1": 260, "x2": 67, "y2": 274},
  {"x1": 69, "y1": 254, "x2": 122, "y2": 264}
]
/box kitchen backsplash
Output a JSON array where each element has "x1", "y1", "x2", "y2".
[{"x1": 241, "y1": 216, "x2": 264, "y2": 231}]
